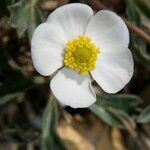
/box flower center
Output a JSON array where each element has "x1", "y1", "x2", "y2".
[{"x1": 64, "y1": 35, "x2": 100, "y2": 74}]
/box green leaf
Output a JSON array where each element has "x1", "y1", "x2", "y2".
[
  {"x1": 126, "y1": 0, "x2": 150, "y2": 68},
  {"x1": 8, "y1": 0, "x2": 43, "y2": 39},
  {"x1": 0, "y1": 92, "x2": 22, "y2": 105},
  {"x1": 41, "y1": 94, "x2": 67, "y2": 150},
  {"x1": 98, "y1": 94, "x2": 142, "y2": 119},
  {"x1": 90, "y1": 95, "x2": 142, "y2": 127},
  {"x1": 97, "y1": 94, "x2": 143, "y2": 108},
  {"x1": 0, "y1": 128, "x2": 39, "y2": 144},
  {"x1": 126, "y1": 0, "x2": 141, "y2": 25},
  {"x1": 90, "y1": 104, "x2": 124, "y2": 127},
  {"x1": 133, "y1": 44, "x2": 150, "y2": 68},
  {"x1": 133, "y1": 0, "x2": 150, "y2": 19},
  {"x1": 138, "y1": 106, "x2": 150, "y2": 123}
]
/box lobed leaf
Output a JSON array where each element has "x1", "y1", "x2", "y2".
[{"x1": 8, "y1": 0, "x2": 43, "y2": 39}]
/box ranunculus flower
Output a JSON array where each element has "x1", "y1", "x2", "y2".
[{"x1": 31, "y1": 3, "x2": 134, "y2": 108}]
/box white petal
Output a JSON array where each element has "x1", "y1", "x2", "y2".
[
  {"x1": 47, "y1": 3, "x2": 93, "y2": 40},
  {"x1": 91, "y1": 46, "x2": 134, "y2": 93},
  {"x1": 85, "y1": 10, "x2": 129, "y2": 48},
  {"x1": 31, "y1": 23, "x2": 65, "y2": 76},
  {"x1": 50, "y1": 68, "x2": 96, "y2": 108}
]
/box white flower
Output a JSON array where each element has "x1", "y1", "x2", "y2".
[{"x1": 31, "y1": 3, "x2": 134, "y2": 108}]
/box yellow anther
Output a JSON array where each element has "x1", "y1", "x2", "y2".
[{"x1": 64, "y1": 35, "x2": 100, "y2": 74}]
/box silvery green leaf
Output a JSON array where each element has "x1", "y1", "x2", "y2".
[
  {"x1": 8, "y1": 0, "x2": 43, "y2": 39},
  {"x1": 90, "y1": 94, "x2": 142, "y2": 128},
  {"x1": 90, "y1": 104, "x2": 124, "y2": 127},
  {"x1": 138, "y1": 106, "x2": 150, "y2": 123},
  {"x1": 41, "y1": 94, "x2": 67, "y2": 150},
  {"x1": 97, "y1": 95, "x2": 143, "y2": 108}
]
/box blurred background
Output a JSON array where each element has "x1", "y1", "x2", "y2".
[{"x1": 0, "y1": 0, "x2": 150, "y2": 150}]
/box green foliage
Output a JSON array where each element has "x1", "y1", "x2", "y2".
[
  {"x1": 0, "y1": 128, "x2": 39, "y2": 144},
  {"x1": 138, "y1": 106, "x2": 150, "y2": 123},
  {"x1": 90, "y1": 104, "x2": 123, "y2": 127},
  {"x1": 133, "y1": 0, "x2": 150, "y2": 19},
  {"x1": 90, "y1": 95, "x2": 142, "y2": 128},
  {"x1": 8, "y1": 0, "x2": 43, "y2": 39},
  {"x1": 127, "y1": 0, "x2": 150, "y2": 20},
  {"x1": 0, "y1": 92, "x2": 22, "y2": 106},
  {"x1": 126, "y1": 0, "x2": 140, "y2": 25},
  {"x1": 41, "y1": 94, "x2": 67, "y2": 150},
  {"x1": 126, "y1": 0, "x2": 150, "y2": 69},
  {"x1": 0, "y1": 0, "x2": 150, "y2": 149}
]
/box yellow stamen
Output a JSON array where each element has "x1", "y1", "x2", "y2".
[{"x1": 64, "y1": 35, "x2": 100, "y2": 74}]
